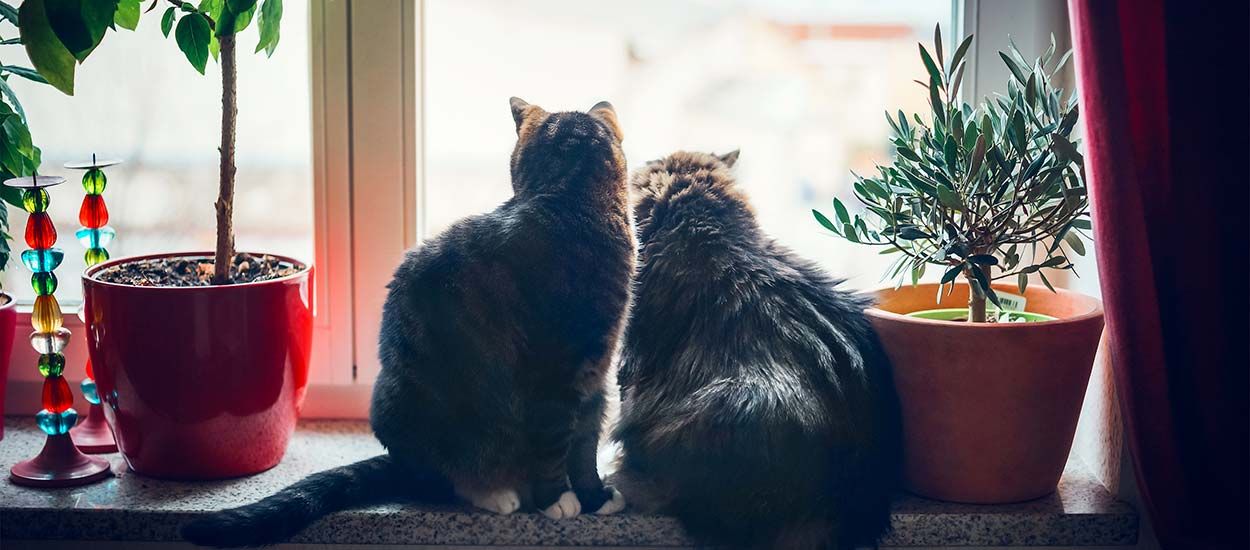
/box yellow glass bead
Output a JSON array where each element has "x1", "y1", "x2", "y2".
[{"x1": 31, "y1": 295, "x2": 63, "y2": 333}]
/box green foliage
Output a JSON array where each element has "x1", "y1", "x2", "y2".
[
  {"x1": 0, "y1": 1, "x2": 54, "y2": 275},
  {"x1": 17, "y1": 0, "x2": 284, "y2": 93},
  {"x1": 814, "y1": 25, "x2": 1091, "y2": 320}
]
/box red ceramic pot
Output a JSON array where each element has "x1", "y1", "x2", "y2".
[
  {"x1": 0, "y1": 292, "x2": 16, "y2": 441},
  {"x1": 866, "y1": 282, "x2": 1103, "y2": 504},
  {"x1": 82, "y1": 252, "x2": 313, "y2": 479}
]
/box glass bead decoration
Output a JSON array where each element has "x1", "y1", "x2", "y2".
[
  {"x1": 85, "y1": 356, "x2": 94, "y2": 378},
  {"x1": 31, "y1": 328, "x2": 71, "y2": 355},
  {"x1": 42, "y1": 375, "x2": 73, "y2": 413},
  {"x1": 84, "y1": 247, "x2": 110, "y2": 265},
  {"x1": 81, "y1": 378, "x2": 100, "y2": 405},
  {"x1": 31, "y1": 272, "x2": 58, "y2": 296},
  {"x1": 22, "y1": 188, "x2": 50, "y2": 213},
  {"x1": 35, "y1": 408, "x2": 78, "y2": 436},
  {"x1": 31, "y1": 295, "x2": 63, "y2": 332},
  {"x1": 25, "y1": 213, "x2": 57, "y2": 249},
  {"x1": 82, "y1": 168, "x2": 107, "y2": 194},
  {"x1": 76, "y1": 226, "x2": 116, "y2": 249},
  {"x1": 21, "y1": 248, "x2": 64, "y2": 273},
  {"x1": 79, "y1": 195, "x2": 109, "y2": 228},
  {"x1": 37, "y1": 353, "x2": 66, "y2": 377}
]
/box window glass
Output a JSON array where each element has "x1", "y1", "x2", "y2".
[
  {"x1": 425, "y1": 0, "x2": 952, "y2": 288},
  {"x1": 1, "y1": 2, "x2": 313, "y2": 303}
]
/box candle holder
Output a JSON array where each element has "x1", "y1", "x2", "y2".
[
  {"x1": 67, "y1": 156, "x2": 120, "y2": 454},
  {"x1": 7, "y1": 173, "x2": 111, "y2": 488}
]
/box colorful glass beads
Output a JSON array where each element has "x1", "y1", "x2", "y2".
[
  {"x1": 32, "y1": 295, "x2": 63, "y2": 332},
  {"x1": 76, "y1": 227, "x2": 116, "y2": 248},
  {"x1": 81, "y1": 378, "x2": 100, "y2": 405},
  {"x1": 84, "y1": 247, "x2": 110, "y2": 265},
  {"x1": 21, "y1": 248, "x2": 64, "y2": 273},
  {"x1": 31, "y1": 328, "x2": 71, "y2": 355},
  {"x1": 23, "y1": 188, "x2": 49, "y2": 213},
  {"x1": 79, "y1": 195, "x2": 109, "y2": 228},
  {"x1": 31, "y1": 272, "x2": 57, "y2": 296},
  {"x1": 25, "y1": 213, "x2": 57, "y2": 249},
  {"x1": 36, "y1": 408, "x2": 79, "y2": 435},
  {"x1": 38, "y1": 353, "x2": 66, "y2": 377},
  {"x1": 82, "y1": 168, "x2": 107, "y2": 194}
]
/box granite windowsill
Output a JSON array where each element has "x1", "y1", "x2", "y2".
[{"x1": 0, "y1": 419, "x2": 1137, "y2": 548}]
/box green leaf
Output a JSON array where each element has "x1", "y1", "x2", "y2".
[
  {"x1": 227, "y1": 0, "x2": 257, "y2": 11},
  {"x1": 0, "y1": 65, "x2": 49, "y2": 84},
  {"x1": 161, "y1": 6, "x2": 175, "y2": 37},
  {"x1": 933, "y1": 24, "x2": 943, "y2": 68},
  {"x1": 969, "y1": 254, "x2": 998, "y2": 266},
  {"x1": 896, "y1": 147, "x2": 921, "y2": 162},
  {"x1": 941, "y1": 264, "x2": 963, "y2": 284},
  {"x1": 1064, "y1": 232, "x2": 1086, "y2": 255},
  {"x1": 948, "y1": 34, "x2": 974, "y2": 74},
  {"x1": 175, "y1": 13, "x2": 211, "y2": 74},
  {"x1": 1017, "y1": 272, "x2": 1029, "y2": 293},
  {"x1": 999, "y1": 50, "x2": 1029, "y2": 84},
  {"x1": 0, "y1": 1, "x2": 17, "y2": 24},
  {"x1": 812, "y1": 209, "x2": 838, "y2": 233},
  {"x1": 897, "y1": 226, "x2": 933, "y2": 240},
  {"x1": 254, "y1": 0, "x2": 281, "y2": 56},
  {"x1": 114, "y1": 0, "x2": 140, "y2": 30},
  {"x1": 0, "y1": 75, "x2": 26, "y2": 121},
  {"x1": 918, "y1": 44, "x2": 943, "y2": 88},
  {"x1": 1051, "y1": 133, "x2": 1083, "y2": 164},
  {"x1": 216, "y1": 1, "x2": 255, "y2": 36},
  {"x1": 1072, "y1": 218, "x2": 1092, "y2": 230},
  {"x1": 832, "y1": 198, "x2": 849, "y2": 225},
  {"x1": 936, "y1": 185, "x2": 962, "y2": 210},
  {"x1": 1039, "y1": 270, "x2": 1057, "y2": 292},
  {"x1": 44, "y1": 0, "x2": 117, "y2": 61},
  {"x1": 929, "y1": 75, "x2": 945, "y2": 124},
  {"x1": 18, "y1": 0, "x2": 77, "y2": 95}
]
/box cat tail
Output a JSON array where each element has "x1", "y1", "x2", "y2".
[{"x1": 180, "y1": 454, "x2": 434, "y2": 548}]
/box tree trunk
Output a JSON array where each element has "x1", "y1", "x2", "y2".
[
  {"x1": 966, "y1": 263, "x2": 992, "y2": 323},
  {"x1": 212, "y1": 33, "x2": 238, "y2": 285}
]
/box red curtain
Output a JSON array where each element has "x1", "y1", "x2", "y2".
[{"x1": 1068, "y1": 0, "x2": 1248, "y2": 548}]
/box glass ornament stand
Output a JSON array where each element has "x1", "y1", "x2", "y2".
[
  {"x1": 6, "y1": 174, "x2": 111, "y2": 488},
  {"x1": 66, "y1": 157, "x2": 121, "y2": 454}
]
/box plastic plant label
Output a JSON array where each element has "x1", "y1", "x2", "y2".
[{"x1": 993, "y1": 291, "x2": 1027, "y2": 312}]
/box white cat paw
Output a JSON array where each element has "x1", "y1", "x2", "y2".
[
  {"x1": 542, "y1": 490, "x2": 581, "y2": 519},
  {"x1": 471, "y1": 488, "x2": 521, "y2": 515},
  {"x1": 594, "y1": 486, "x2": 626, "y2": 515}
]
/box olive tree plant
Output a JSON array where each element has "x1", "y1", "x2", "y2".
[
  {"x1": 18, "y1": 0, "x2": 283, "y2": 284},
  {"x1": 814, "y1": 26, "x2": 1091, "y2": 322}
]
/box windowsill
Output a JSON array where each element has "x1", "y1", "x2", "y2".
[{"x1": 1, "y1": 419, "x2": 1137, "y2": 548}]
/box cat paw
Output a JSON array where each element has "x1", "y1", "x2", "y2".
[
  {"x1": 470, "y1": 488, "x2": 521, "y2": 515},
  {"x1": 593, "y1": 486, "x2": 626, "y2": 515},
  {"x1": 541, "y1": 491, "x2": 581, "y2": 519}
]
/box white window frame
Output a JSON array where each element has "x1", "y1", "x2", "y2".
[{"x1": 7, "y1": 0, "x2": 1082, "y2": 422}]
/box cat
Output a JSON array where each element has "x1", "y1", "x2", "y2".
[
  {"x1": 612, "y1": 150, "x2": 902, "y2": 550},
  {"x1": 181, "y1": 98, "x2": 635, "y2": 548}
]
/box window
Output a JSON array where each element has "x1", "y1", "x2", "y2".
[
  {"x1": 424, "y1": 0, "x2": 953, "y2": 289},
  {"x1": 1, "y1": 1, "x2": 313, "y2": 304}
]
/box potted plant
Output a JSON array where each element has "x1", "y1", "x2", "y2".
[
  {"x1": 0, "y1": 2, "x2": 55, "y2": 439},
  {"x1": 813, "y1": 26, "x2": 1103, "y2": 503},
  {"x1": 18, "y1": 0, "x2": 312, "y2": 479}
]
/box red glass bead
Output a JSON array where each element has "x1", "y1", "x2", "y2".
[
  {"x1": 24, "y1": 213, "x2": 57, "y2": 249},
  {"x1": 79, "y1": 195, "x2": 109, "y2": 228},
  {"x1": 85, "y1": 357, "x2": 94, "y2": 379},
  {"x1": 42, "y1": 375, "x2": 73, "y2": 413}
]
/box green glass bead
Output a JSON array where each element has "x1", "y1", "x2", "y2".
[
  {"x1": 82, "y1": 168, "x2": 107, "y2": 194},
  {"x1": 84, "y1": 247, "x2": 110, "y2": 266},
  {"x1": 81, "y1": 378, "x2": 100, "y2": 405},
  {"x1": 37, "y1": 353, "x2": 66, "y2": 377},
  {"x1": 31, "y1": 272, "x2": 57, "y2": 296},
  {"x1": 22, "y1": 188, "x2": 50, "y2": 213},
  {"x1": 35, "y1": 408, "x2": 77, "y2": 435}
]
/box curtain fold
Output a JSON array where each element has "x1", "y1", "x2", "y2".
[{"x1": 1068, "y1": 1, "x2": 1248, "y2": 548}]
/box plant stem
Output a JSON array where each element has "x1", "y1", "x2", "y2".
[
  {"x1": 966, "y1": 263, "x2": 991, "y2": 322},
  {"x1": 212, "y1": 33, "x2": 237, "y2": 285}
]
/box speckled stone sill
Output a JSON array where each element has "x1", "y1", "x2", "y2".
[{"x1": 0, "y1": 419, "x2": 1137, "y2": 547}]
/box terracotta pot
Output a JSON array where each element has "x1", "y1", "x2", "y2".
[
  {"x1": 82, "y1": 252, "x2": 313, "y2": 479},
  {"x1": 866, "y1": 282, "x2": 1103, "y2": 503},
  {"x1": 0, "y1": 292, "x2": 16, "y2": 441}
]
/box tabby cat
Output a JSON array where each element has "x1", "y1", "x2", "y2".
[
  {"x1": 613, "y1": 150, "x2": 902, "y2": 549},
  {"x1": 182, "y1": 98, "x2": 635, "y2": 548}
]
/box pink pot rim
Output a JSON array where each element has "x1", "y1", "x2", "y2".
[
  {"x1": 864, "y1": 282, "x2": 1104, "y2": 330},
  {"x1": 0, "y1": 291, "x2": 14, "y2": 310},
  {"x1": 83, "y1": 251, "x2": 312, "y2": 291}
]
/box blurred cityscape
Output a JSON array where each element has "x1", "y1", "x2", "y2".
[{"x1": 3, "y1": 0, "x2": 953, "y2": 301}]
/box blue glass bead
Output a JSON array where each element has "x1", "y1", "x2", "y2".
[
  {"x1": 35, "y1": 408, "x2": 78, "y2": 435},
  {"x1": 21, "y1": 248, "x2": 64, "y2": 273},
  {"x1": 81, "y1": 378, "x2": 100, "y2": 405},
  {"x1": 76, "y1": 227, "x2": 116, "y2": 248}
]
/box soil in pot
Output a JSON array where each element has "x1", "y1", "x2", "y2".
[{"x1": 93, "y1": 253, "x2": 301, "y2": 286}]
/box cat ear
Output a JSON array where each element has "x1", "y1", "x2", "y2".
[
  {"x1": 719, "y1": 149, "x2": 741, "y2": 168},
  {"x1": 589, "y1": 101, "x2": 624, "y2": 143},
  {"x1": 510, "y1": 97, "x2": 546, "y2": 135}
]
